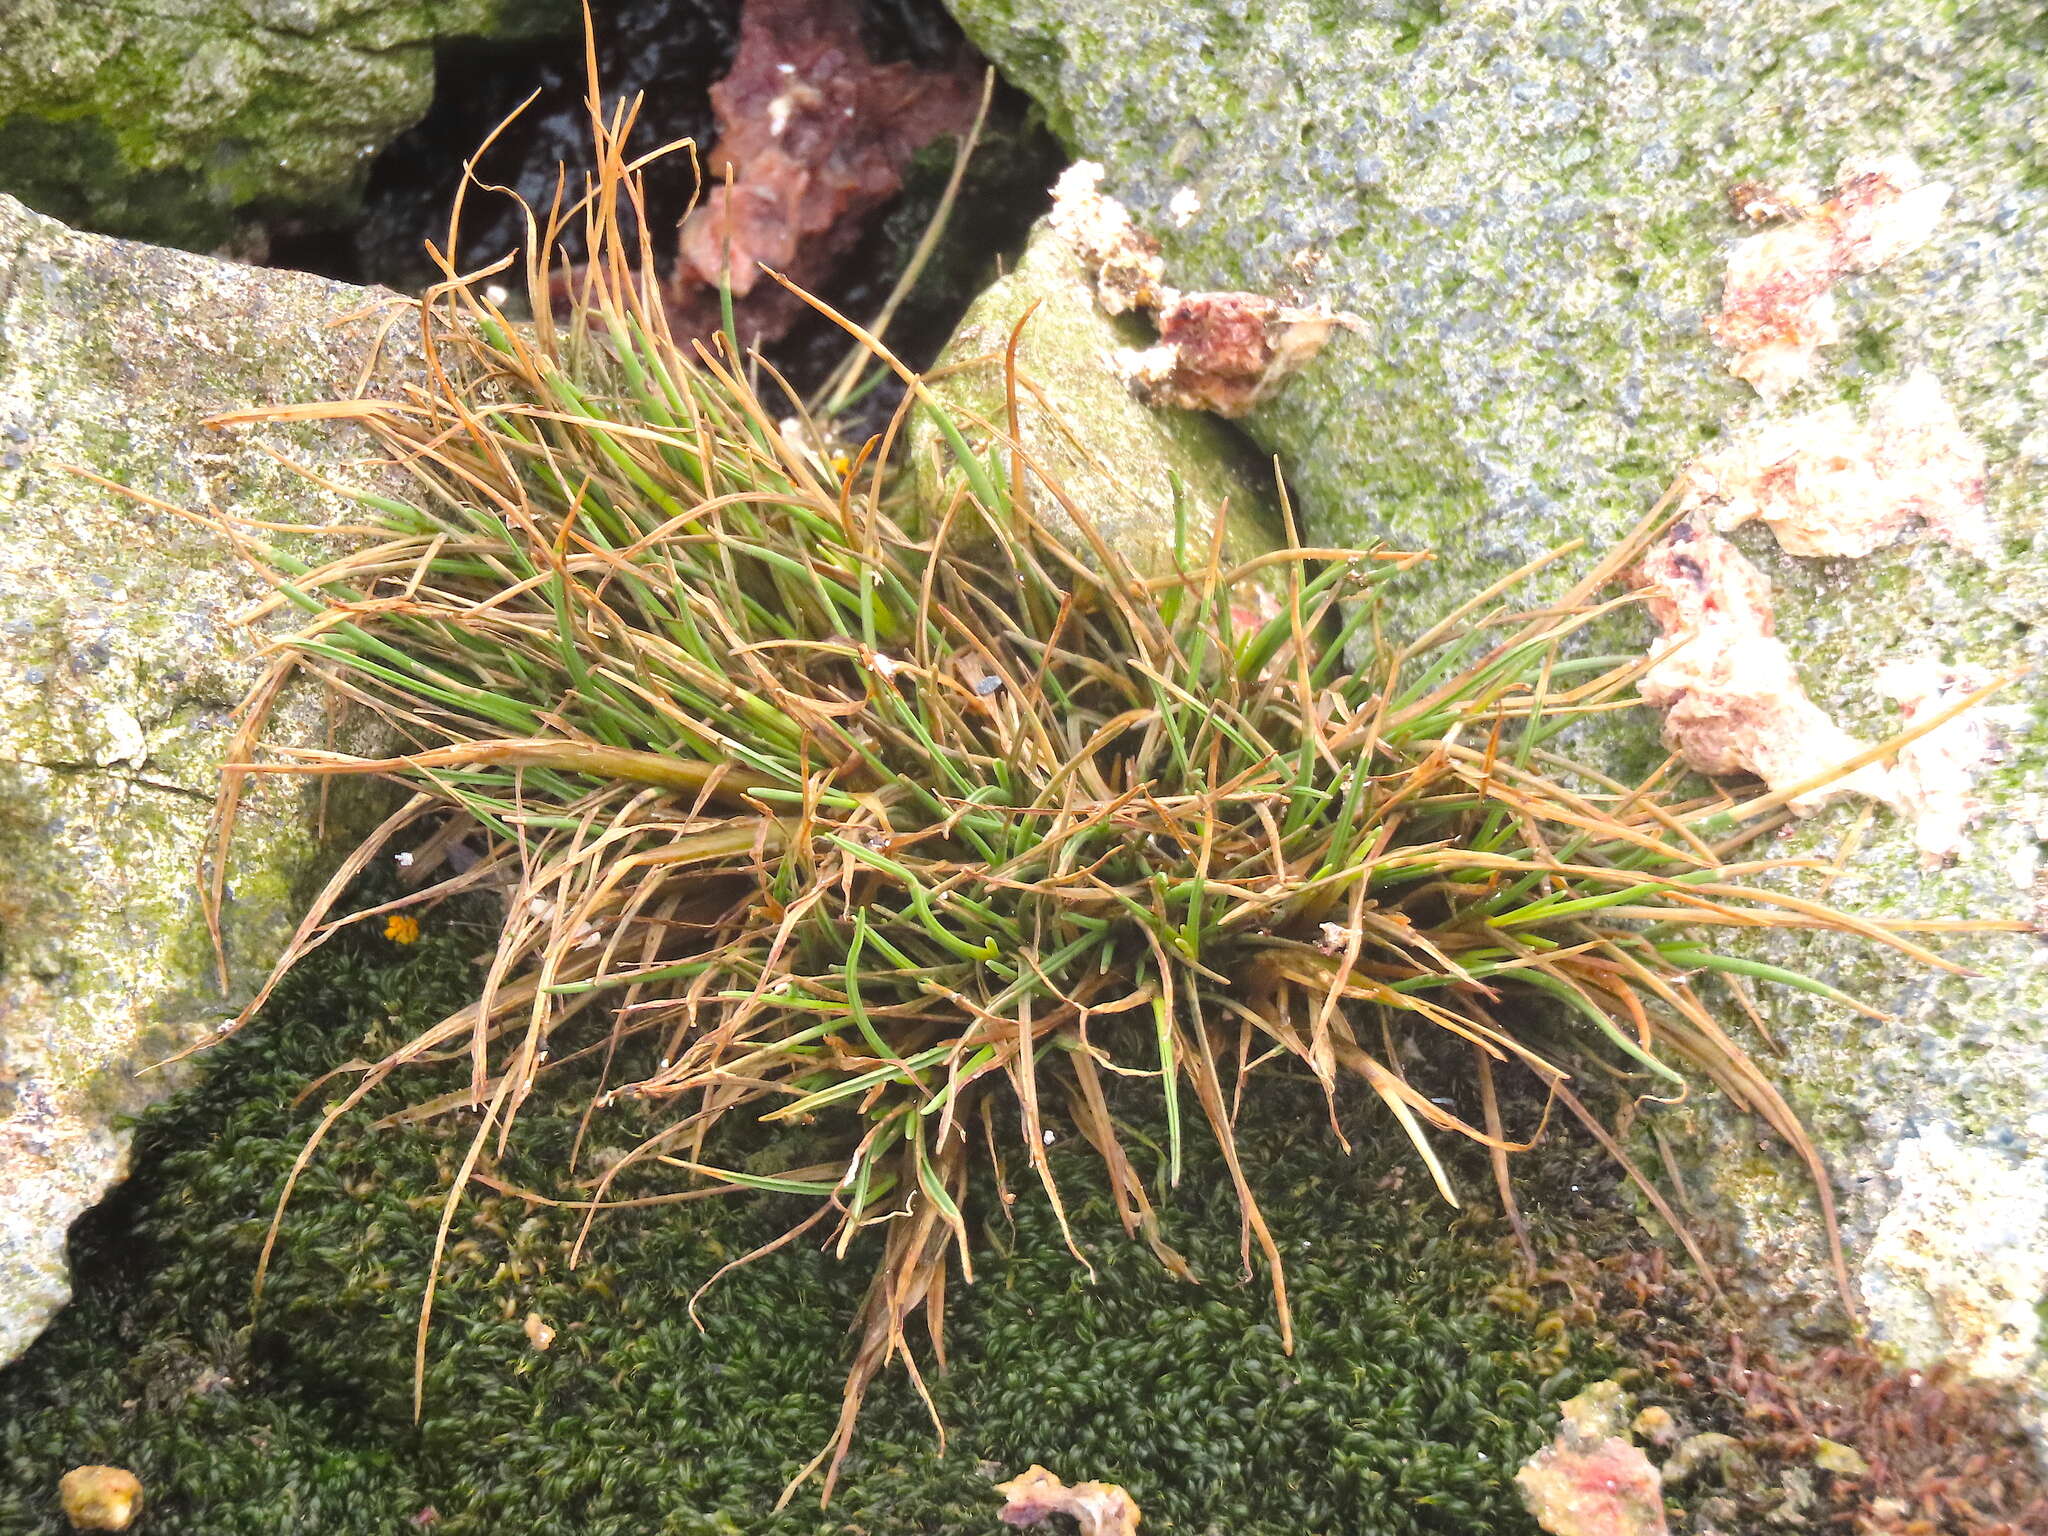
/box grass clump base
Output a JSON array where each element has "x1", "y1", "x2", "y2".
[
  {"x1": 174, "y1": 71, "x2": 1988, "y2": 1508},
  {"x1": 9, "y1": 926, "x2": 2034, "y2": 1533}
]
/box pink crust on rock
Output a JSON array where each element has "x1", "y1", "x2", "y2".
[
  {"x1": 1706, "y1": 156, "x2": 1951, "y2": 399},
  {"x1": 1515, "y1": 1436, "x2": 1668, "y2": 1536},
  {"x1": 1635, "y1": 525, "x2": 1997, "y2": 862},
  {"x1": 1682, "y1": 370, "x2": 1990, "y2": 560},
  {"x1": 1046, "y1": 161, "x2": 1363, "y2": 418},
  {"x1": 1124, "y1": 291, "x2": 1363, "y2": 418},
  {"x1": 1514, "y1": 1385, "x2": 1668, "y2": 1536},
  {"x1": 1637, "y1": 525, "x2": 1895, "y2": 815},
  {"x1": 1707, "y1": 217, "x2": 1844, "y2": 399}
]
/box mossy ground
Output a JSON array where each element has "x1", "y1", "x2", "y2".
[{"x1": 0, "y1": 887, "x2": 1626, "y2": 1535}]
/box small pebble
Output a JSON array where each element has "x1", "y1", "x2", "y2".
[
  {"x1": 59, "y1": 1466, "x2": 142, "y2": 1532},
  {"x1": 1813, "y1": 1437, "x2": 1871, "y2": 1478},
  {"x1": 1631, "y1": 1405, "x2": 1678, "y2": 1445}
]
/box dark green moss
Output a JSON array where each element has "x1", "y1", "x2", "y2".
[{"x1": 0, "y1": 905, "x2": 1617, "y2": 1535}]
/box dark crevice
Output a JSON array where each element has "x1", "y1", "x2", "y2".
[
  {"x1": 270, "y1": 1, "x2": 745, "y2": 293},
  {"x1": 264, "y1": 0, "x2": 1065, "y2": 395}
]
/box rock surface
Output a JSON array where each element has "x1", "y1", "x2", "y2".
[
  {"x1": 0, "y1": 195, "x2": 404, "y2": 1365},
  {"x1": 914, "y1": 220, "x2": 1282, "y2": 586},
  {"x1": 0, "y1": 0, "x2": 569, "y2": 250},
  {"x1": 945, "y1": 0, "x2": 2048, "y2": 1419}
]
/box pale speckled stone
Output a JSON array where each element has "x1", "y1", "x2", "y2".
[
  {"x1": 0, "y1": 195, "x2": 404, "y2": 1365},
  {"x1": 1862, "y1": 1125, "x2": 2048, "y2": 1383},
  {"x1": 946, "y1": 0, "x2": 2048, "y2": 1423}
]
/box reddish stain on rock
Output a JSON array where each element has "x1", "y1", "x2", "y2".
[
  {"x1": 1516, "y1": 1384, "x2": 1669, "y2": 1536},
  {"x1": 1044, "y1": 161, "x2": 1363, "y2": 419},
  {"x1": 1125, "y1": 291, "x2": 1361, "y2": 418},
  {"x1": 1517, "y1": 1436, "x2": 1670, "y2": 1536}
]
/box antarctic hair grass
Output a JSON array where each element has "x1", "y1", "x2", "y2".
[{"x1": 184, "y1": 84, "x2": 1998, "y2": 1510}]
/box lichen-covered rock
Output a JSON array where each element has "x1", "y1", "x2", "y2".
[
  {"x1": 0, "y1": 194, "x2": 406, "y2": 1365},
  {"x1": 0, "y1": 0, "x2": 569, "y2": 251},
  {"x1": 913, "y1": 220, "x2": 1281, "y2": 587},
  {"x1": 945, "y1": 0, "x2": 2048, "y2": 1418}
]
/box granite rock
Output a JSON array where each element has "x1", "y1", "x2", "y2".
[
  {"x1": 945, "y1": 0, "x2": 2048, "y2": 1423},
  {"x1": 0, "y1": 195, "x2": 405, "y2": 1364}
]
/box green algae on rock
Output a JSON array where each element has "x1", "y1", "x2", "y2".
[
  {"x1": 0, "y1": 0, "x2": 570, "y2": 251},
  {"x1": 0, "y1": 195, "x2": 407, "y2": 1367},
  {"x1": 941, "y1": 0, "x2": 2048, "y2": 1414}
]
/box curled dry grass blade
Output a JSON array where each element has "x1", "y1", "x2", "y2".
[{"x1": 183, "y1": 78, "x2": 2014, "y2": 1509}]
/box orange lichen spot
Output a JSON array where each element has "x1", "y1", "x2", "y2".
[{"x1": 1726, "y1": 178, "x2": 1817, "y2": 226}]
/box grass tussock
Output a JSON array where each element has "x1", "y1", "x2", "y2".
[{"x1": 179, "y1": 67, "x2": 1992, "y2": 1507}]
